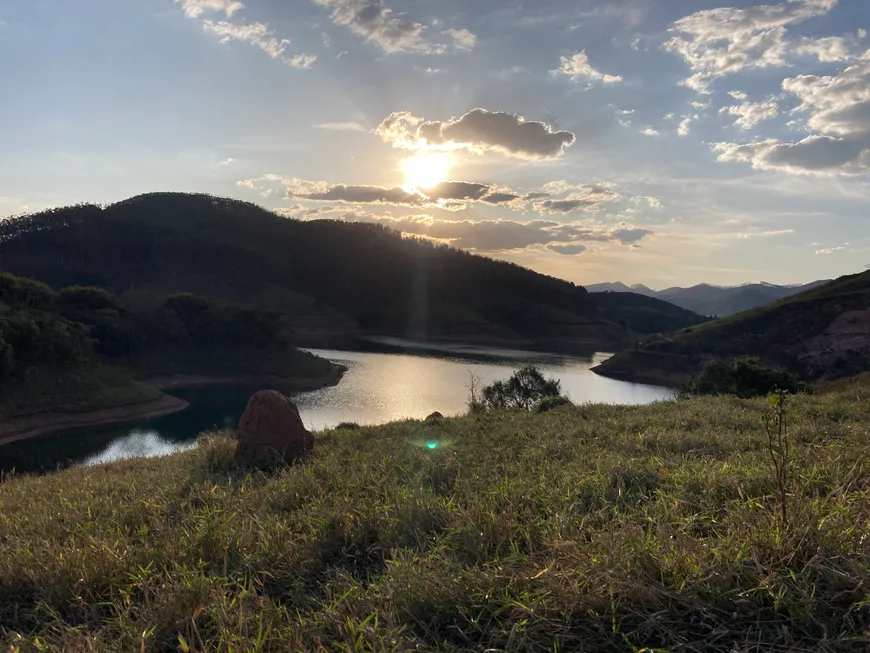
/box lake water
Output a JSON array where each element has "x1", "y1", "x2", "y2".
[{"x1": 0, "y1": 345, "x2": 673, "y2": 474}]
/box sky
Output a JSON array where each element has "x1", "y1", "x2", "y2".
[{"x1": 1, "y1": 0, "x2": 868, "y2": 289}]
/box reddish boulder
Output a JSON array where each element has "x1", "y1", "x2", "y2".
[{"x1": 234, "y1": 390, "x2": 314, "y2": 465}]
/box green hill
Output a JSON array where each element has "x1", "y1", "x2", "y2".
[
  {"x1": 0, "y1": 271, "x2": 339, "y2": 426},
  {"x1": 594, "y1": 269, "x2": 870, "y2": 386},
  {"x1": 1, "y1": 386, "x2": 869, "y2": 650},
  {"x1": 0, "y1": 193, "x2": 702, "y2": 350}
]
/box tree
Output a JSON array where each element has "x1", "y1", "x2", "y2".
[{"x1": 481, "y1": 366, "x2": 562, "y2": 411}]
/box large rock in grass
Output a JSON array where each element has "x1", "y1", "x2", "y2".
[{"x1": 234, "y1": 390, "x2": 314, "y2": 465}]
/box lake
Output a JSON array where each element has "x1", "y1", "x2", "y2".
[{"x1": 0, "y1": 345, "x2": 674, "y2": 474}]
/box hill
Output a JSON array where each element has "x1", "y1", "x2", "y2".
[
  {"x1": 0, "y1": 193, "x2": 701, "y2": 349},
  {"x1": 588, "y1": 280, "x2": 830, "y2": 317},
  {"x1": 594, "y1": 269, "x2": 870, "y2": 386},
  {"x1": 0, "y1": 271, "x2": 340, "y2": 438},
  {"x1": 589, "y1": 291, "x2": 708, "y2": 334},
  {"x1": 1, "y1": 386, "x2": 869, "y2": 650}
]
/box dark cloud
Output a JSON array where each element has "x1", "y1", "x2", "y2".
[
  {"x1": 423, "y1": 181, "x2": 491, "y2": 201},
  {"x1": 291, "y1": 184, "x2": 425, "y2": 205},
  {"x1": 481, "y1": 192, "x2": 522, "y2": 204},
  {"x1": 547, "y1": 244, "x2": 588, "y2": 256},
  {"x1": 714, "y1": 135, "x2": 870, "y2": 174},
  {"x1": 377, "y1": 109, "x2": 576, "y2": 159}
]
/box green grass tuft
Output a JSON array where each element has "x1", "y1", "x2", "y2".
[{"x1": 2, "y1": 383, "x2": 870, "y2": 651}]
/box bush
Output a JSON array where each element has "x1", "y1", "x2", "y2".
[
  {"x1": 535, "y1": 396, "x2": 573, "y2": 413},
  {"x1": 481, "y1": 366, "x2": 562, "y2": 411},
  {"x1": 683, "y1": 358, "x2": 810, "y2": 399}
]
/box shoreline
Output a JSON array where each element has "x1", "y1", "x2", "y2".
[
  {"x1": 143, "y1": 362, "x2": 347, "y2": 391},
  {"x1": 0, "y1": 395, "x2": 191, "y2": 447},
  {"x1": 0, "y1": 363, "x2": 347, "y2": 448}
]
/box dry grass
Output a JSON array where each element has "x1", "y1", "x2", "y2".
[{"x1": 2, "y1": 382, "x2": 870, "y2": 651}]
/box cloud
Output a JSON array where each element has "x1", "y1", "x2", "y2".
[
  {"x1": 729, "y1": 91, "x2": 748, "y2": 100},
  {"x1": 322, "y1": 213, "x2": 652, "y2": 253},
  {"x1": 273, "y1": 176, "x2": 617, "y2": 212},
  {"x1": 678, "y1": 116, "x2": 695, "y2": 136},
  {"x1": 547, "y1": 244, "x2": 588, "y2": 256},
  {"x1": 179, "y1": 1, "x2": 315, "y2": 68},
  {"x1": 314, "y1": 121, "x2": 368, "y2": 132},
  {"x1": 446, "y1": 28, "x2": 476, "y2": 51},
  {"x1": 552, "y1": 51, "x2": 623, "y2": 84},
  {"x1": 311, "y1": 0, "x2": 475, "y2": 54},
  {"x1": 376, "y1": 109, "x2": 576, "y2": 159},
  {"x1": 202, "y1": 20, "x2": 290, "y2": 58},
  {"x1": 721, "y1": 100, "x2": 780, "y2": 129},
  {"x1": 176, "y1": 0, "x2": 244, "y2": 18},
  {"x1": 816, "y1": 244, "x2": 848, "y2": 254},
  {"x1": 737, "y1": 229, "x2": 795, "y2": 238},
  {"x1": 289, "y1": 53, "x2": 317, "y2": 69},
  {"x1": 640, "y1": 128, "x2": 660, "y2": 136},
  {"x1": 713, "y1": 54, "x2": 870, "y2": 174},
  {"x1": 713, "y1": 135, "x2": 870, "y2": 174},
  {"x1": 664, "y1": 0, "x2": 839, "y2": 92},
  {"x1": 795, "y1": 36, "x2": 853, "y2": 62},
  {"x1": 532, "y1": 184, "x2": 620, "y2": 214}
]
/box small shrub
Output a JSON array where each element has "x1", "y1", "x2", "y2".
[
  {"x1": 480, "y1": 366, "x2": 562, "y2": 411},
  {"x1": 683, "y1": 357, "x2": 810, "y2": 399},
  {"x1": 336, "y1": 422, "x2": 361, "y2": 430},
  {"x1": 535, "y1": 396, "x2": 573, "y2": 413}
]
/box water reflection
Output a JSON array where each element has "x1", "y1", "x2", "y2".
[
  {"x1": 1, "y1": 346, "x2": 674, "y2": 474},
  {"x1": 82, "y1": 429, "x2": 196, "y2": 466}
]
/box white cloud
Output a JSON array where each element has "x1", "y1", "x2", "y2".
[
  {"x1": 202, "y1": 20, "x2": 289, "y2": 58},
  {"x1": 737, "y1": 229, "x2": 795, "y2": 238},
  {"x1": 176, "y1": 0, "x2": 244, "y2": 19},
  {"x1": 315, "y1": 121, "x2": 368, "y2": 132},
  {"x1": 552, "y1": 50, "x2": 623, "y2": 84},
  {"x1": 311, "y1": 0, "x2": 475, "y2": 54},
  {"x1": 795, "y1": 36, "x2": 853, "y2": 62},
  {"x1": 678, "y1": 116, "x2": 695, "y2": 136},
  {"x1": 729, "y1": 91, "x2": 748, "y2": 100},
  {"x1": 641, "y1": 127, "x2": 660, "y2": 136},
  {"x1": 665, "y1": 0, "x2": 839, "y2": 92},
  {"x1": 178, "y1": 2, "x2": 315, "y2": 69},
  {"x1": 711, "y1": 51, "x2": 870, "y2": 175},
  {"x1": 376, "y1": 108, "x2": 576, "y2": 159},
  {"x1": 289, "y1": 53, "x2": 317, "y2": 69},
  {"x1": 721, "y1": 100, "x2": 780, "y2": 129},
  {"x1": 447, "y1": 28, "x2": 476, "y2": 51},
  {"x1": 816, "y1": 244, "x2": 848, "y2": 254}
]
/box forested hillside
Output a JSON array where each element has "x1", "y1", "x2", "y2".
[{"x1": 0, "y1": 193, "x2": 702, "y2": 348}]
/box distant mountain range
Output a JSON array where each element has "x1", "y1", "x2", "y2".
[{"x1": 586, "y1": 280, "x2": 832, "y2": 317}]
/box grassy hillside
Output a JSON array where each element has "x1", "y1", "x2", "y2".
[
  {"x1": 595, "y1": 269, "x2": 870, "y2": 386},
  {"x1": 0, "y1": 193, "x2": 700, "y2": 348},
  {"x1": 2, "y1": 386, "x2": 870, "y2": 650}
]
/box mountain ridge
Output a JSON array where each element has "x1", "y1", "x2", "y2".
[{"x1": 587, "y1": 279, "x2": 831, "y2": 317}]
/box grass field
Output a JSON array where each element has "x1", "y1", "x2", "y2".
[{"x1": 1, "y1": 380, "x2": 870, "y2": 651}]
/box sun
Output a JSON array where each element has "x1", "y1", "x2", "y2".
[{"x1": 400, "y1": 152, "x2": 453, "y2": 190}]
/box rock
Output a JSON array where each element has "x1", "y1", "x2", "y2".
[
  {"x1": 234, "y1": 390, "x2": 314, "y2": 465},
  {"x1": 425, "y1": 411, "x2": 444, "y2": 423}
]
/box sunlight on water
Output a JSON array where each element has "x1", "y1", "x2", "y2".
[{"x1": 82, "y1": 429, "x2": 196, "y2": 466}]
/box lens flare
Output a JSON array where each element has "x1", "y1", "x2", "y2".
[{"x1": 427, "y1": 442, "x2": 438, "y2": 449}]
